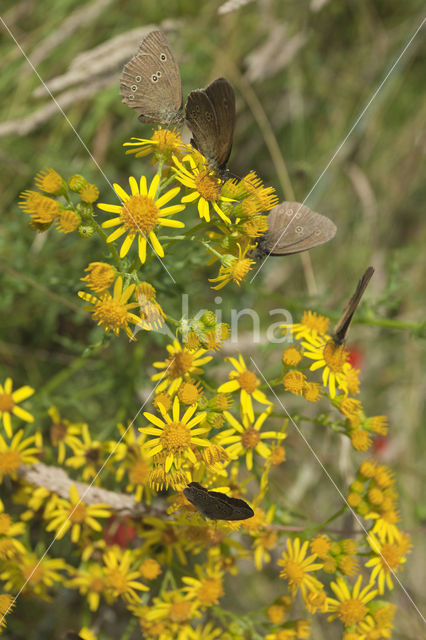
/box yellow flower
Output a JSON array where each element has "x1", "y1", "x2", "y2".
[
  {"x1": 151, "y1": 339, "x2": 212, "y2": 394},
  {"x1": 277, "y1": 538, "x2": 323, "y2": 597},
  {"x1": 220, "y1": 406, "x2": 284, "y2": 471},
  {"x1": 218, "y1": 353, "x2": 271, "y2": 421},
  {"x1": 209, "y1": 243, "x2": 255, "y2": 290},
  {"x1": 124, "y1": 127, "x2": 186, "y2": 161},
  {"x1": 48, "y1": 405, "x2": 84, "y2": 464},
  {"x1": 34, "y1": 168, "x2": 64, "y2": 194},
  {"x1": 56, "y1": 209, "x2": 80, "y2": 233},
  {"x1": 18, "y1": 190, "x2": 59, "y2": 223},
  {"x1": 45, "y1": 485, "x2": 111, "y2": 543},
  {"x1": 80, "y1": 183, "x2": 99, "y2": 203},
  {"x1": 65, "y1": 423, "x2": 104, "y2": 481},
  {"x1": 81, "y1": 262, "x2": 115, "y2": 293},
  {"x1": 141, "y1": 396, "x2": 208, "y2": 471},
  {"x1": 302, "y1": 335, "x2": 349, "y2": 398},
  {"x1": 0, "y1": 430, "x2": 40, "y2": 480},
  {"x1": 0, "y1": 593, "x2": 14, "y2": 628},
  {"x1": 145, "y1": 590, "x2": 202, "y2": 630},
  {"x1": 310, "y1": 535, "x2": 331, "y2": 559},
  {"x1": 0, "y1": 378, "x2": 34, "y2": 437},
  {"x1": 103, "y1": 548, "x2": 149, "y2": 602},
  {"x1": 281, "y1": 310, "x2": 330, "y2": 341},
  {"x1": 78, "y1": 276, "x2": 146, "y2": 340},
  {"x1": 327, "y1": 575, "x2": 378, "y2": 627},
  {"x1": 139, "y1": 558, "x2": 162, "y2": 581},
  {"x1": 111, "y1": 424, "x2": 152, "y2": 502},
  {"x1": 98, "y1": 174, "x2": 185, "y2": 263},
  {"x1": 1, "y1": 552, "x2": 69, "y2": 598},
  {"x1": 283, "y1": 371, "x2": 307, "y2": 395},
  {"x1": 173, "y1": 154, "x2": 234, "y2": 223},
  {"x1": 182, "y1": 565, "x2": 224, "y2": 605},
  {"x1": 69, "y1": 564, "x2": 108, "y2": 611},
  {"x1": 282, "y1": 345, "x2": 303, "y2": 366},
  {"x1": 365, "y1": 533, "x2": 411, "y2": 594}
]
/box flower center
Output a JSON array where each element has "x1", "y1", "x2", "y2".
[
  {"x1": 129, "y1": 459, "x2": 149, "y2": 484},
  {"x1": 121, "y1": 194, "x2": 159, "y2": 234},
  {"x1": 70, "y1": 503, "x2": 87, "y2": 523},
  {"x1": 283, "y1": 560, "x2": 305, "y2": 586},
  {"x1": 231, "y1": 258, "x2": 253, "y2": 283},
  {"x1": 323, "y1": 341, "x2": 348, "y2": 372},
  {"x1": 23, "y1": 563, "x2": 43, "y2": 585},
  {"x1": 0, "y1": 393, "x2": 14, "y2": 412},
  {"x1": 169, "y1": 600, "x2": 192, "y2": 622},
  {"x1": 106, "y1": 570, "x2": 127, "y2": 593},
  {"x1": 381, "y1": 544, "x2": 401, "y2": 570},
  {"x1": 198, "y1": 578, "x2": 224, "y2": 605},
  {"x1": 50, "y1": 422, "x2": 67, "y2": 444},
  {"x1": 0, "y1": 513, "x2": 12, "y2": 535},
  {"x1": 338, "y1": 599, "x2": 367, "y2": 625},
  {"x1": 241, "y1": 427, "x2": 261, "y2": 449},
  {"x1": 0, "y1": 538, "x2": 17, "y2": 559},
  {"x1": 301, "y1": 311, "x2": 329, "y2": 334},
  {"x1": 90, "y1": 577, "x2": 105, "y2": 592},
  {"x1": 160, "y1": 421, "x2": 192, "y2": 453},
  {"x1": 94, "y1": 298, "x2": 129, "y2": 331},
  {"x1": 237, "y1": 370, "x2": 258, "y2": 394},
  {"x1": 0, "y1": 451, "x2": 21, "y2": 474},
  {"x1": 194, "y1": 172, "x2": 221, "y2": 201},
  {"x1": 168, "y1": 351, "x2": 193, "y2": 378}
]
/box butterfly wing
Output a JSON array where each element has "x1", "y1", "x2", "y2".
[
  {"x1": 332, "y1": 266, "x2": 374, "y2": 344},
  {"x1": 261, "y1": 201, "x2": 337, "y2": 256},
  {"x1": 204, "y1": 77, "x2": 235, "y2": 170},
  {"x1": 185, "y1": 88, "x2": 220, "y2": 167},
  {"x1": 120, "y1": 30, "x2": 183, "y2": 125}
]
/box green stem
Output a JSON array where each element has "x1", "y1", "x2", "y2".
[
  {"x1": 309, "y1": 505, "x2": 348, "y2": 533},
  {"x1": 91, "y1": 218, "x2": 121, "y2": 269}
]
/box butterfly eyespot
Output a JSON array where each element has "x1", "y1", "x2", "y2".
[
  {"x1": 156, "y1": 70, "x2": 161, "y2": 77},
  {"x1": 135, "y1": 75, "x2": 141, "y2": 82},
  {"x1": 314, "y1": 229, "x2": 321, "y2": 236},
  {"x1": 295, "y1": 225, "x2": 303, "y2": 233},
  {"x1": 128, "y1": 95, "x2": 134, "y2": 101},
  {"x1": 160, "y1": 53, "x2": 167, "y2": 61},
  {"x1": 151, "y1": 75, "x2": 158, "y2": 82},
  {"x1": 131, "y1": 85, "x2": 137, "y2": 91},
  {"x1": 295, "y1": 212, "x2": 302, "y2": 219},
  {"x1": 287, "y1": 209, "x2": 294, "y2": 215}
]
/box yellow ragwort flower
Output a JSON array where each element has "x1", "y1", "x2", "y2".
[
  {"x1": 302, "y1": 335, "x2": 349, "y2": 398},
  {"x1": 218, "y1": 353, "x2": 271, "y2": 421},
  {"x1": 281, "y1": 310, "x2": 330, "y2": 341},
  {"x1": 81, "y1": 262, "x2": 115, "y2": 293},
  {"x1": 327, "y1": 575, "x2": 378, "y2": 628},
  {"x1": 45, "y1": 484, "x2": 111, "y2": 543},
  {"x1": 141, "y1": 396, "x2": 208, "y2": 471},
  {"x1": 209, "y1": 243, "x2": 255, "y2": 290},
  {"x1": 124, "y1": 127, "x2": 186, "y2": 161},
  {"x1": 34, "y1": 168, "x2": 64, "y2": 194},
  {"x1": 78, "y1": 275, "x2": 148, "y2": 340},
  {"x1": 98, "y1": 174, "x2": 185, "y2": 263},
  {"x1": 0, "y1": 430, "x2": 40, "y2": 480},
  {"x1": 0, "y1": 378, "x2": 34, "y2": 438},
  {"x1": 365, "y1": 532, "x2": 411, "y2": 594},
  {"x1": 151, "y1": 339, "x2": 212, "y2": 394},
  {"x1": 173, "y1": 154, "x2": 233, "y2": 224},
  {"x1": 277, "y1": 538, "x2": 323, "y2": 597}
]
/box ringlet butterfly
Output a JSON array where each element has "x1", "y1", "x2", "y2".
[
  {"x1": 185, "y1": 77, "x2": 236, "y2": 172},
  {"x1": 120, "y1": 30, "x2": 184, "y2": 125},
  {"x1": 332, "y1": 266, "x2": 374, "y2": 345},
  {"x1": 183, "y1": 482, "x2": 254, "y2": 521},
  {"x1": 255, "y1": 201, "x2": 337, "y2": 259}
]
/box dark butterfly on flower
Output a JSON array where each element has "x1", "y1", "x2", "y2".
[
  {"x1": 185, "y1": 77, "x2": 236, "y2": 173},
  {"x1": 183, "y1": 482, "x2": 254, "y2": 521},
  {"x1": 255, "y1": 201, "x2": 337, "y2": 260},
  {"x1": 332, "y1": 266, "x2": 375, "y2": 345}
]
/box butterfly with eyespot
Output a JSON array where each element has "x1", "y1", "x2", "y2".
[
  {"x1": 183, "y1": 482, "x2": 254, "y2": 520},
  {"x1": 255, "y1": 201, "x2": 337, "y2": 260},
  {"x1": 120, "y1": 31, "x2": 236, "y2": 172}
]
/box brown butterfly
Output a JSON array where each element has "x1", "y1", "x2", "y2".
[
  {"x1": 185, "y1": 77, "x2": 236, "y2": 172},
  {"x1": 255, "y1": 201, "x2": 337, "y2": 259},
  {"x1": 183, "y1": 482, "x2": 254, "y2": 520},
  {"x1": 120, "y1": 30, "x2": 184, "y2": 126},
  {"x1": 332, "y1": 267, "x2": 375, "y2": 345}
]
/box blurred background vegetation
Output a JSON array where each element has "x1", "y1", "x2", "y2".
[{"x1": 0, "y1": 0, "x2": 425, "y2": 638}]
